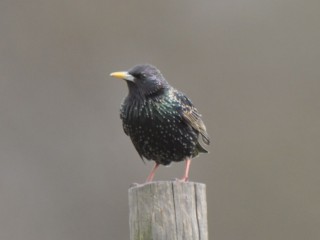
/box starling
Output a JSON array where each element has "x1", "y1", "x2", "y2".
[{"x1": 110, "y1": 64, "x2": 210, "y2": 182}]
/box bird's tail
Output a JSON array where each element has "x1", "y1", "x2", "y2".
[{"x1": 192, "y1": 142, "x2": 209, "y2": 158}]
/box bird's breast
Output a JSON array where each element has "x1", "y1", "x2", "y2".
[{"x1": 120, "y1": 97, "x2": 199, "y2": 162}]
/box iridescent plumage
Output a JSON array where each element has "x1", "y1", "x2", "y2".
[{"x1": 110, "y1": 64, "x2": 210, "y2": 182}]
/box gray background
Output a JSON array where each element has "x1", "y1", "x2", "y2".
[{"x1": 1, "y1": 0, "x2": 319, "y2": 239}]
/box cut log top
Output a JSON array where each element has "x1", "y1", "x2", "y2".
[{"x1": 128, "y1": 181, "x2": 208, "y2": 240}]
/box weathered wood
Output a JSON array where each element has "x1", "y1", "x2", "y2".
[{"x1": 128, "y1": 181, "x2": 208, "y2": 240}]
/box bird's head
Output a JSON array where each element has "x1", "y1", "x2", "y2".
[{"x1": 110, "y1": 64, "x2": 169, "y2": 98}]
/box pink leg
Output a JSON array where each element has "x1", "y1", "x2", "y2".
[
  {"x1": 180, "y1": 158, "x2": 191, "y2": 182},
  {"x1": 146, "y1": 162, "x2": 160, "y2": 182}
]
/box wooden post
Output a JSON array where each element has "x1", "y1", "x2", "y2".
[{"x1": 128, "y1": 181, "x2": 208, "y2": 240}]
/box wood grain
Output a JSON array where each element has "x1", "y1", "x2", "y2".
[{"x1": 128, "y1": 181, "x2": 208, "y2": 240}]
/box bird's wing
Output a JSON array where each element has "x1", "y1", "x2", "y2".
[{"x1": 176, "y1": 91, "x2": 210, "y2": 145}]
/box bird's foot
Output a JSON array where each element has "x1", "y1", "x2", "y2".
[
  {"x1": 175, "y1": 177, "x2": 189, "y2": 182},
  {"x1": 129, "y1": 182, "x2": 141, "y2": 188}
]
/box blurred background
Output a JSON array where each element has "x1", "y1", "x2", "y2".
[{"x1": 0, "y1": 0, "x2": 319, "y2": 239}]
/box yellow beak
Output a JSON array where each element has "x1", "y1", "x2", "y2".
[{"x1": 110, "y1": 71, "x2": 134, "y2": 81}]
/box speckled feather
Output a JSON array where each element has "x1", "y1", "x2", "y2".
[{"x1": 119, "y1": 64, "x2": 210, "y2": 166}]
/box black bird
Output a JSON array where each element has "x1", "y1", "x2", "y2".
[{"x1": 110, "y1": 64, "x2": 210, "y2": 182}]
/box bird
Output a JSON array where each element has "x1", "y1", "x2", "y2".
[{"x1": 110, "y1": 64, "x2": 210, "y2": 182}]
